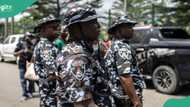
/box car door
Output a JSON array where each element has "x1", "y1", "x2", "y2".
[
  {"x1": 159, "y1": 28, "x2": 190, "y2": 80},
  {"x1": 130, "y1": 28, "x2": 157, "y2": 76},
  {"x1": 2, "y1": 36, "x2": 11, "y2": 57},
  {"x1": 8, "y1": 36, "x2": 16, "y2": 55}
]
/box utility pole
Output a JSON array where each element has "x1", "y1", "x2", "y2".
[
  {"x1": 11, "y1": 17, "x2": 14, "y2": 34},
  {"x1": 56, "y1": 0, "x2": 60, "y2": 17},
  {"x1": 152, "y1": 3, "x2": 155, "y2": 26},
  {"x1": 108, "y1": 9, "x2": 112, "y2": 27},
  {"x1": 4, "y1": 18, "x2": 8, "y2": 38},
  {"x1": 124, "y1": 0, "x2": 127, "y2": 15}
]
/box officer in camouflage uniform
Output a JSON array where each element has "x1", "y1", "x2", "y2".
[
  {"x1": 104, "y1": 16, "x2": 146, "y2": 107},
  {"x1": 33, "y1": 16, "x2": 61, "y2": 107},
  {"x1": 56, "y1": 6, "x2": 113, "y2": 107}
]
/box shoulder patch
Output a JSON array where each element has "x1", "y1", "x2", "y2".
[{"x1": 118, "y1": 48, "x2": 131, "y2": 60}]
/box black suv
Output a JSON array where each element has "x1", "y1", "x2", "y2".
[{"x1": 129, "y1": 26, "x2": 190, "y2": 94}]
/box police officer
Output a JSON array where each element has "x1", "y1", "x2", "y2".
[
  {"x1": 33, "y1": 16, "x2": 60, "y2": 107},
  {"x1": 104, "y1": 16, "x2": 146, "y2": 107},
  {"x1": 56, "y1": 6, "x2": 112, "y2": 107}
]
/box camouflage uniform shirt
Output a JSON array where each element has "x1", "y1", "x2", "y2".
[
  {"x1": 33, "y1": 38, "x2": 58, "y2": 107},
  {"x1": 104, "y1": 39, "x2": 146, "y2": 100},
  {"x1": 56, "y1": 41, "x2": 109, "y2": 104}
]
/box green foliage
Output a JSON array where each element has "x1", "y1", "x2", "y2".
[
  {"x1": 14, "y1": 0, "x2": 103, "y2": 33},
  {"x1": 171, "y1": 0, "x2": 190, "y2": 25},
  {"x1": 30, "y1": 0, "x2": 59, "y2": 20},
  {"x1": 86, "y1": 0, "x2": 102, "y2": 8},
  {"x1": 30, "y1": 0, "x2": 102, "y2": 20},
  {"x1": 12, "y1": 0, "x2": 190, "y2": 34},
  {"x1": 110, "y1": 0, "x2": 190, "y2": 31},
  {"x1": 112, "y1": 0, "x2": 168, "y2": 25},
  {"x1": 15, "y1": 16, "x2": 34, "y2": 33},
  {"x1": 111, "y1": 0, "x2": 149, "y2": 21},
  {"x1": 161, "y1": 0, "x2": 190, "y2": 33}
]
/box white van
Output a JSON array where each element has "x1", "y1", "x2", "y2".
[{"x1": 0, "y1": 34, "x2": 24, "y2": 62}]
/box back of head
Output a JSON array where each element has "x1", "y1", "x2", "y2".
[
  {"x1": 108, "y1": 16, "x2": 137, "y2": 35},
  {"x1": 24, "y1": 32, "x2": 35, "y2": 43},
  {"x1": 37, "y1": 15, "x2": 61, "y2": 35},
  {"x1": 63, "y1": 6, "x2": 98, "y2": 29},
  {"x1": 38, "y1": 15, "x2": 60, "y2": 28},
  {"x1": 63, "y1": 6, "x2": 99, "y2": 41}
]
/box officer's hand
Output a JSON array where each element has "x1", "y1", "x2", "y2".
[
  {"x1": 47, "y1": 75, "x2": 57, "y2": 80},
  {"x1": 133, "y1": 101, "x2": 143, "y2": 107},
  {"x1": 24, "y1": 48, "x2": 29, "y2": 53},
  {"x1": 99, "y1": 45, "x2": 106, "y2": 56}
]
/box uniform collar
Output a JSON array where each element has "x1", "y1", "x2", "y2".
[
  {"x1": 113, "y1": 38, "x2": 129, "y2": 43},
  {"x1": 40, "y1": 37, "x2": 48, "y2": 41}
]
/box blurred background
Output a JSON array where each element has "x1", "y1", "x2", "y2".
[{"x1": 0, "y1": 0, "x2": 190, "y2": 40}]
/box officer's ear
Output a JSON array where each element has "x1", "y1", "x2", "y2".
[
  {"x1": 112, "y1": 27, "x2": 121, "y2": 38},
  {"x1": 68, "y1": 24, "x2": 82, "y2": 40}
]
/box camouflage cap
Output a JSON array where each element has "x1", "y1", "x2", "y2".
[
  {"x1": 64, "y1": 6, "x2": 98, "y2": 28},
  {"x1": 108, "y1": 16, "x2": 137, "y2": 34}
]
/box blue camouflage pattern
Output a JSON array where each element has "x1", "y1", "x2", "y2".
[
  {"x1": 104, "y1": 39, "x2": 146, "y2": 101},
  {"x1": 56, "y1": 41, "x2": 113, "y2": 107},
  {"x1": 34, "y1": 38, "x2": 58, "y2": 107}
]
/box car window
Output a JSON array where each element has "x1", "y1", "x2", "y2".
[
  {"x1": 10, "y1": 37, "x2": 16, "y2": 44},
  {"x1": 3, "y1": 37, "x2": 10, "y2": 44},
  {"x1": 160, "y1": 28, "x2": 190, "y2": 39},
  {"x1": 129, "y1": 29, "x2": 150, "y2": 44}
]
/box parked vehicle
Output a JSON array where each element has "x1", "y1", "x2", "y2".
[
  {"x1": 0, "y1": 34, "x2": 24, "y2": 62},
  {"x1": 130, "y1": 26, "x2": 190, "y2": 94}
]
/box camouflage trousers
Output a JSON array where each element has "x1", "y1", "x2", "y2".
[
  {"x1": 57, "y1": 99, "x2": 96, "y2": 107},
  {"x1": 39, "y1": 79, "x2": 57, "y2": 107},
  {"x1": 93, "y1": 93, "x2": 116, "y2": 107}
]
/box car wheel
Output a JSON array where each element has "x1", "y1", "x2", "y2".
[{"x1": 152, "y1": 65, "x2": 180, "y2": 94}]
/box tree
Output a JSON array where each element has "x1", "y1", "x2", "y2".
[
  {"x1": 15, "y1": 16, "x2": 35, "y2": 33},
  {"x1": 30, "y1": 0, "x2": 60, "y2": 20},
  {"x1": 110, "y1": 0, "x2": 178, "y2": 26},
  {"x1": 111, "y1": 0, "x2": 148, "y2": 21},
  {"x1": 60, "y1": 0, "x2": 102, "y2": 14},
  {"x1": 30, "y1": 0, "x2": 102, "y2": 20},
  {"x1": 13, "y1": 0, "x2": 103, "y2": 33},
  {"x1": 170, "y1": 0, "x2": 190, "y2": 32}
]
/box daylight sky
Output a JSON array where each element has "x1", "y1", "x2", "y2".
[{"x1": 102, "y1": 0, "x2": 115, "y2": 10}]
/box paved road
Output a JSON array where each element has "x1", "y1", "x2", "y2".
[{"x1": 0, "y1": 62, "x2": 189, "y2": 107}]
